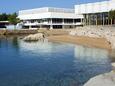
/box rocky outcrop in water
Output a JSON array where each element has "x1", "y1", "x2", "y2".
[{"x1": 23, "y1": 33, "x2": 44, "y2": 41}]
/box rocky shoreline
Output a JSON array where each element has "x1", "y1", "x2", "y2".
[
  {"x1": 0, "y1": 27, "x2": 115, "y2": 86},
  {"x1": 84, "y1": 63, "x2": 115, "y2": 86},
  {"x1": 67, "y1": 26, "x2": 115, "y2": 86},
  {"x1": 0, "y1": 26, "x2": 115, "y2": 50},
  {"x1": 69, "y1": 26, "x2": 115, "y2": 49}
]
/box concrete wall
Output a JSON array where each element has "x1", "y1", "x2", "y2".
[
  {"x1": 75, "y1": 0, "x2": 115, "y2": 14},
  {"x1": 18, "y1": 12, "x2": 83, "y2": 20},
  {"x1": 18, "y1": 7, "x2": 83, "y2": 20}
]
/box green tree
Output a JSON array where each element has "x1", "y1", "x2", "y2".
[
  {"x1": 8, "y1": 13, "x2": 20, "y2": 29},
  {"x1": 0, "y1": 13, "x2": 8, "y2": 21},
  {"x1": 109, "y1": 10, "x2": 115, "y2": 25}
]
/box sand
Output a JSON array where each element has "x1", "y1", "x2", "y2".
[{"x1": 47, "y1": 35, "x2": 111, "y2": 50}]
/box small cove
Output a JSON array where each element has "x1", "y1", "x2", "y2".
[{"x1": 0, "y1": 36, "x2": 114, "y2": 86}]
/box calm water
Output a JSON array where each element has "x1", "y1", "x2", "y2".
[{"x1": 0, "y1": 36, "x2": 113, "y2": 86}]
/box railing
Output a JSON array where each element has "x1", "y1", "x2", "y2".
[{"x1": 23, "y1": 22, "x2": 83, "y2": 26}]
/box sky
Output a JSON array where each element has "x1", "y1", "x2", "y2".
[{"x1": 0, "y1": 0, "x2": 108, "y2": 13}]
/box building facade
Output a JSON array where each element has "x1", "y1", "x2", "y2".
[
  {"x1": 0, "y1": 21, "x2": 9, "y2": 28},
  {"x1": 18, "y1": 0, "x2": 115, "y2": 28},
  {"x1": 75, "y1": 0, "x2": 115, "y2": 25},
  {"x1": 18, "y1": 7, "x2": 83, "y2": 29}
]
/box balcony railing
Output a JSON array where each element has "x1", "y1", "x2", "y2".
[{"x1": 23, "y1": 22, "x2": 83, "y2": 26}]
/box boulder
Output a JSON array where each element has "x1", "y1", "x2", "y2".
[
  {"x1": 23, "y1": 33, "x2": 44, "y2": 41},
  {"x1": 84, "y1": 71, "x2": 115, "y2": 86},
  {"x1": 112, "y1": 63, "x2": 115, "y2": 70}
]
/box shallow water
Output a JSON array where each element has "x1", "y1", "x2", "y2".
[{"x1": 0, "y1": 36, "x2": 113, "y2": 86}]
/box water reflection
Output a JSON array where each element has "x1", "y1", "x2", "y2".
[
  {"x1": 72, "y1": 45, "x2": 112, "y2": 85},
  {"x1": 109, "y1": 49, "x2": 115, "y2": 62},
  {"x1": 0, "y1": 36, "x2": 19, "y2": 49},
  {"x1": 19, "y1": 39, "x2": 53, "y2": 56},
  {"x1": 0, "y1": 37, "x2": 113, "y2": 86},
  {"x1": 11, "y1": 36, "x2": 19, "y2": 49},
  {"x1": 19, "y1": 39, "x2": 74, "y2": 58},
  {"x1": 74, "y1": 45, "x2": 109, "y2": 63}
]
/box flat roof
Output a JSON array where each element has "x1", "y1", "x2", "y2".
[{"x1": 19, "y1": 7, "x2": 74, "y2": 15}]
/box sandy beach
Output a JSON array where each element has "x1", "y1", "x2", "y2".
[{"x1": 48, "y1": 35, "x2": 111, "y2": 50}]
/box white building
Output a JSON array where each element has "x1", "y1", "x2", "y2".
[
  {"x1": 18, "y1": 7, "x2": 83, "y2": 29},
  {"x1": 18, "y1": 0, "x2": 115, "y2": 28},
  {"x1": 75, "y1": 0, "x2": 115, "y2": 25}
]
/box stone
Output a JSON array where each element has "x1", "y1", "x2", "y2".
[
  {"x1": 69, "y1": 27, "x2": 115, "y2": 49},
  {"x1": 112, "y1": 63, "x2": 115, "y2": 70},
  {"x1": 23, "y1": 33, "x2": 44, "y2": 41},
  {"x1": 84, "y1": 71, "x2": 115, "y2": 86}
]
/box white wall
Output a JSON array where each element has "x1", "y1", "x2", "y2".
[
  {"x1": 18, "y1": 7, "x2": 83, "y2": 20},
  {"x1": 19, "y1": 7, "x2": 74, "y2": 15},
  {"x1": 50, "y1": 12, "x2": 83, "y2": 19},
  {"x1": 18, "y1": 12, "x2": 83, "y2": 20},
  {"x1": 75, "y1": 0, "x2": 114, "y2": 14},
  {"x1": 18, "y1": 12, "x2": 51, "y2": 20}
]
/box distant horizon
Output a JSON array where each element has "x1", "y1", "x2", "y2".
[{"x1": 0, "y1": 0, "x2": 109, "y2": 13}]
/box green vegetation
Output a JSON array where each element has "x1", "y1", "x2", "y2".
[
  {"x1": 109, "y1": 10, "x2": 115, "y2": 25},
  {"x1": 8, "y1": 13, "x2": 20, "y2": 25},
  {"x1": 0, "y1": 13, "x2": 9, "y2": 21},
  {"x1": 0, "y1": 13, "x2": 20, "y2": 25}
]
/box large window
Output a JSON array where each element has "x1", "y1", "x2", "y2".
[
  {"x1": 52, "y1": 18, "x2": 62, "y2": 23},
  {"x1": 64, "y1": 19, "x2": 73, "y2": 23},
  {"x1": 74, "y1": 19, "x2": 81, "y2": 23},
  {"x1": 84, "y1": 12, "x2": 109, "y2": 25},
  {"x1": 53, "y1": 25, "x2": 62, "y2": 29}
]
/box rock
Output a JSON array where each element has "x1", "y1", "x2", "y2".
[
  {"x1": 112, "y1": 63, "x2": 115, "y2": 70},
  {"x1": 23, "y1": 33, "x2": 44, "y2": 41},
  {"x1": 84, "y1": 71, "x2": 115, "y2": 86},
  {"x1": 69, "y1": 27, "x2": 115, "y2": 49},
  {"x1": 69, "y1": 31, "x2": 76, "y2": 36}
]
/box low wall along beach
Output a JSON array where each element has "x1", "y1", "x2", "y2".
[{"x1": 0, "y1": 29, "x2": 38, "y2": 35}]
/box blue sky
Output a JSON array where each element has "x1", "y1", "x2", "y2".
[{"x1": 0, "y1": 0, "x2": 108, "y2": 13}]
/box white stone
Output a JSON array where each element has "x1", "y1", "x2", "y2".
[
  {"x1": 84, "y1": 71, "x2": 115, "y2": 86},
  {"x1": 23, "y1": 33, "x2": 44, "y2": 41},
  {"x1": 69, "y1": 27, "x2": 115, "y2": 49},
  {"x1": 112, "y1": 63, "x2": 115, "y2": 68}
]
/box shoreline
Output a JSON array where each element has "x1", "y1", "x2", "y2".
[
  {"x1": 0, "y1": 29, "x2": 38, "y2": 35},
  {"x1": 47, "y1": 35, "x2": 111, "y2": 50},
  {"x1": 0, "y1": 28, "x2": 115, "y2": 86},
  {"x1": 0, "y1": 28, "x2": 114, "y2": 51},
  {"x1": 47, "y1": 34, "x2": 115, "y2": 86}
]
